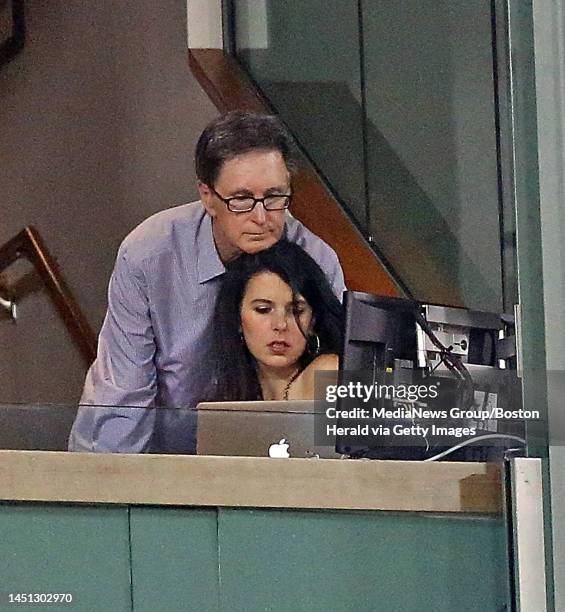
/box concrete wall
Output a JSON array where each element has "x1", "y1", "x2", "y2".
[
  {"x1": 0, "y1": 0, "x2": 217, "y2": 403},
  {"x1": 186, "y1": 0, "x2": 223, "y2": 48}
]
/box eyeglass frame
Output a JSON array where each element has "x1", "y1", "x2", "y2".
[{"x1": 209, "y1": 185, "x2": 293, "y2": 213}]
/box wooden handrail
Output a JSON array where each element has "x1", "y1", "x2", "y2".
[
  {"x1": 0, "y1": 0, "x2": 25, "y2": 68},
  {"x1": 0, "y1": 226, "x2": 97, "y2": 366}
]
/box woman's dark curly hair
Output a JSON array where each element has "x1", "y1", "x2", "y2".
[{"x1": 207, "y1": 240, "x2": 343, "y2": 401}]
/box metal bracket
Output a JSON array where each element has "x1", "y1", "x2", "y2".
[
  {"x1": 0, "y1": 292, "x2": 17, "y2": 322},
  {"x1": 514, "y1": 303, "x2": 523, "y2": 377}
]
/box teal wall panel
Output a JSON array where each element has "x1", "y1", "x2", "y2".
[
  {"x1": 217, "y1": 509, "x2": 509, "y2": 612},
  {"x1": 0, "y1": 503, "x2": 510, "y2": 611},
  {"x1": 0, "y1": 503, "x2": 131, "y2": 611},
  {"x1": 129, "y1": 507, "x2": 219, "y2": 612}
]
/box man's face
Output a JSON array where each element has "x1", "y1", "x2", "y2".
[{"x1": 198, "y1": 149, "x2": 290, "y2": 262}]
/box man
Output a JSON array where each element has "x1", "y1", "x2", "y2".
[{"x1": 69, "y1": 111, "x2": 345, "y2": 453}]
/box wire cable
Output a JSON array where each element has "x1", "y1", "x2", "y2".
[
  {"x1": 413, "y1": 307, "x2": 475, "y2": 409},
  {"x1": 424, "y1": 433, "x2": 526, "y2": 461}
]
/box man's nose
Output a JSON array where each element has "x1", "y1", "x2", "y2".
[{"x1": 250, "y1": 201, "x2": 267, "y2": 224}]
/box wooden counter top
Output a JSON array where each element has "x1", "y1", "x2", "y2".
[{"x1": 0, "y1": 451, "x2": 502, "y2": 514}]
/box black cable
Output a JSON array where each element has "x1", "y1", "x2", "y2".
[{"x1": 413, "y1": 306, "x2": 475, "y2": 410}]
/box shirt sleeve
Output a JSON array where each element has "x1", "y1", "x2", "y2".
[
  {"x1": 326, "y1": 252, "x2": 346, "y2": 301},
  {"x1": 68, "y1": 248, "x2": 158, "y2": 453}
]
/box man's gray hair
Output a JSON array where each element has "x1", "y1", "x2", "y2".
[{"x1": 195, "y1": 110, "x2": 298, "y2": 187}]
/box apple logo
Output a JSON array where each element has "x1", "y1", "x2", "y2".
[{"x1": 268, "y1": 438, "x2": 290, "y2": 458}]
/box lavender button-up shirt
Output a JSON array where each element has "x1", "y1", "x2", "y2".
[{"x1": 68, "y1": 201, "x2": 345, "y2": 453}]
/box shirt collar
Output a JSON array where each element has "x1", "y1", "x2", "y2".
[
  {"x1": 195, "y1": 208, "x2": 291, "y2": 284},
  {"x1": 196, "y1": 211, "x2": 226, "y2": 284}
]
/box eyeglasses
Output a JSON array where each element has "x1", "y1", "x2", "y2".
[{"x1": 210, "y1": 186, "x2": 292, "y2": 213}]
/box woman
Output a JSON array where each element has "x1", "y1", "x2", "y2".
[{"x1": 207, "y1": 240, "x2": 343, "y2": 401}]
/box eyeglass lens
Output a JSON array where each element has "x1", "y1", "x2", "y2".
[{"x1": 228, "y1": 195, "x2": 290, "y2": 211}]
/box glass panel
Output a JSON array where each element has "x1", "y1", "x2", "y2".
[
  {"x1": 0, "y1": 403, "x2": 77, "y2": 451},
  {"x1": 233, "y1": 0, "x2": 368, "y2": 229},
  {"x1": 362, "y1": 0, "x2": 502, "y2": 310},
  {"x1": 533, "y1": 0, "x2": 565, "y2": 599},
  {"x1": 0, "y1": 403, "x2": 197, "y2": 453},
  {"x1": 510, "y1": 0, "x2": 560, "y2": 606},
  {"x1": 232, "y1": 1, "x2": 505, "y2": 311}
]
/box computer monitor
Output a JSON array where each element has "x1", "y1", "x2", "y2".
[
  {"x1": 334, "y1": 291, "x2": 524, "y2": 461},
  {"x1": 339, "y1": 293, "x2": 418, "y2": 374}
]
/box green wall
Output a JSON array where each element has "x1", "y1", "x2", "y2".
[{"x1": 0, "y1": 503, "x2": 509, "y2": 611}]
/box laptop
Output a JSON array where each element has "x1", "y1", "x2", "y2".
[{"x1": 196, "y1": 400, "x2": 340, "y2": 459}]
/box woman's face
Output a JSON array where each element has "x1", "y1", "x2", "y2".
[{"x1": 240, "y1": 271, "x2": 313, "y2": 372}]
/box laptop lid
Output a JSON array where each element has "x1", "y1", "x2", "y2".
[{"x1": 196, "y1": 400, "x2": 340, "y2": 459}]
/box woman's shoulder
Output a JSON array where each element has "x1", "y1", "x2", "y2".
[
  {"x1": 306, "y1": 353, "x2": 339, "y2": 371},
  {"x1": 287, "y1": 353, "x2": 339, "y2": 400}
]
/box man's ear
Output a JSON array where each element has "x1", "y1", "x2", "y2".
[{"x1": 198, "y1": 181, "x2": 217, "y2": 217}]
